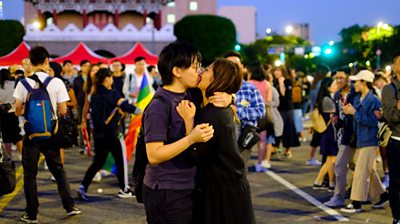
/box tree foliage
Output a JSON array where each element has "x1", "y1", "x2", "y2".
[
  {"x1": 174, "y1": 15, "x2": 236, "y2": 65},
  {"x1": 0, "y1": 20, "x2": 25, "y2": 56}
]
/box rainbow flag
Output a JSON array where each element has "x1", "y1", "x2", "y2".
[{"x1": 125, "y1": 75, "x2": 154, "y2": 161}]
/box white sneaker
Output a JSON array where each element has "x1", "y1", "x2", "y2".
[
  {"x1": 324, "y1": 196, "x2": 345, "y2": 208},
  {"x1": 255, "y1": 163, "x2": 267, "y2": 172},
  {"x1": 117, "y1": 188, "x2": 136, "y2": 198},
  {"x1": 261, "y1": 160, "x2": 271, "y2": 169},
  {"x1": 50, "y1": 175, "x2": 56, "y2": 182},
  {"x1": 340, "y1": 203, "x2": 362, "y2": 213},
  {"x1": 306, "y1": 158, "x2": 321, "y2": 166},
  {"x1": 92, "y1": 172, "x2": 102, "y2": 182}
]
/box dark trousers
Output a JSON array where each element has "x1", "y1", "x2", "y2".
[
  {"x1": 143, "y1": 185, "x2": 193, "y2": 224},
  {"x1": 81, "y1": 134, "x2": 127, "y2": 191},
  {"x1": 22, "y1": 137, "x2": 74, "y2": 217},
  {"x1": 387, "y1": 138, "x2": 400, "y2": 220}
]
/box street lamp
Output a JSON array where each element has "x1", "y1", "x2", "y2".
[
  {"x1": 33, "y1": 21, "x2": 41, "y2": 30},
  {"x1": 265, "y1": 28, "x2": 272, "y2": 35},
  {"x1": 285, "y1": 25, "x2": 293, "y2": 35}
]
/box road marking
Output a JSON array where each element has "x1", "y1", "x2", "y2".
[
  {"x1": 0, "y1": 155, "x2": 45, "y2": 212},
  {"x1": 266, "y1": 170, "x2": 349, "y2": 222}
]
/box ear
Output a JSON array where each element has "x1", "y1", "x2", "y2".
[
  {"x1": 44, "y1": 58, "x2": 49, "y2": 66},
  {"x1": 172, "y1": 66, "x2": 182, "y2": 78}
]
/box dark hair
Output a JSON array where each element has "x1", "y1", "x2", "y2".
[
  {"x1": 223, "y1": 50, "x2": 242, "y2": 60},
  {"x1": 134, "y1": 56, "x2": 146, "y2": 63},
  {"x1": 311, "y1": 64, "x2": 330, "y2": 89},
  {"x1": 336, "y1": 66, "x2": 351, "y2": 75},
  {"x1": 316, "y1": 77, "x2": 334, "y2": 113},
  {"x1": 29, "y1": 46, "x2": 50, "y2": 66},
  {"x1": 157, "y1": 41, "x2": 202, "y2": 86},
  {"x1": 0, "y1": 68, "x2": 12, "y2": 89},
  {"x1": 273, "y1": 65, "x2": 289, "y2": 79},
  {"x1": 248, "y1": 63, "x2": 265, "y2": 81},
  {"x1": 63, "y1": 60, "x2": 72, "y2": 66},
  {"x1": 205, "y1": 59, "x2": 242, "y2": 98},
  {"x1": 147, "y1": 65, "x2": 156, "y2": 73},
  {"x1": 49, "y1": 62, "x2": 63, "y2": 79},
  {"x1": 93, "y1": 68, "x2": 112, "y2": 95},
  {"x1": 84, "y1": 64, "x2": 99, "y2": 94},
  {"x1": 14, "y1": 69, "x2": 24, "y2": 76},
  {"x1": 80, "y1": 60, "x2": 90, "y2": 67},
  {"x1": 366, "y1": 81, "x2": 378, "y2": 96}
]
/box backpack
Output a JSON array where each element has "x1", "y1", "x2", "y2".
[
  {"x1": 0, "y1": 143, "x2": 16, "y2": 197},
  {"x1": 377, "y1": 83, "x2": 397, "y2": 147},
  {"x1": 132, "y1": 94, "x2": 171, "y2": 203},
  {"x1": 20, "y1": 75, "x2": 55, "y2": 141},
  {"x1": 310, "y1": 108, "x2": 331, "y2": 133},
  {"x1": 292, "y1": 86, "x2": 302, "y2": 103},
  {"x1": 52, "y1": 115, "x2": 79, "y2": 148}
]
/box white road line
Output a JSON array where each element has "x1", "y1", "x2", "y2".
[{"x1": 265, "y1": 170, "x2": 349, "y2": 222}]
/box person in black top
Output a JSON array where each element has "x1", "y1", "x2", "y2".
[
  {"x1": 77, "y1": 68, "x2": 141, "y2": 201},
  {"x1": 178, "y1": 59, "x2": 255, "y2": 224}
]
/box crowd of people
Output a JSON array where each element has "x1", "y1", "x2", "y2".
[{"x1": 1, "y1": 41, "x2": 400, "y2": 224}]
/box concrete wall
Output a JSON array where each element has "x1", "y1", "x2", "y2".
[{"x1": 218, "y1": 6, "x2": 256, "y2": 44}]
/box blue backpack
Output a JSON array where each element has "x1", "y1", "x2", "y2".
[{"x1": 20, "y1": 75, "x2": 54, "y2": 141}]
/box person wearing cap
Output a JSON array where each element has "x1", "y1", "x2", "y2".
[
  {"x1": 382, "y1": 53, "x2": 400, "y2": 224},
  {"x1": 341, "y1": 70, "x2": 388, "y2": 213}
]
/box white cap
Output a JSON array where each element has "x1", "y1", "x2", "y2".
[{"x1": 349, "y1": 70, "x2": 374, "y2": 83}]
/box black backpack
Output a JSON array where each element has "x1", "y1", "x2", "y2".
[
  {"x1": 0, "y1": 143, "x2": 16, "y2": 197},
  {"x1": 132, "y1": 94, "x2": 171, "y2": 203}
]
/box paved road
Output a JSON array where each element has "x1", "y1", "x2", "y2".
[{"x1": 0, "y1": 140, "x2": 392, "y2": 224}]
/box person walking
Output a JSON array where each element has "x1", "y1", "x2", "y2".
[{"x1": 13, "y1": 46, "x2": 81, "y2": 223}]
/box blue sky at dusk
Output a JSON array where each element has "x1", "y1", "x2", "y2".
[{"x1": 2, "y1": 0, "x2": 400, "y2": 44}]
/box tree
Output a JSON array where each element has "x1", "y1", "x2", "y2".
[
  {"x1": 0, "y1": 20, "x2": 25, "y2": 56},
  {"x1": 174, "y1": 15, "x2": 236, "y2": 65}
]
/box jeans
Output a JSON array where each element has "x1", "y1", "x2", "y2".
[
  {"x1": 387, "y1": 138, "x2": 400, "y2": 219},
  {"x1": 22, "y1": 137, "x2": 74, "y2": 217}
]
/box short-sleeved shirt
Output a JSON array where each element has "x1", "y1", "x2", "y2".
[
  {"x1": 13, "y1": 72, "x2": 70, "y2": 115},
  {"x1": 143, "y1": 87, "x2": 196, "y2": 190}
]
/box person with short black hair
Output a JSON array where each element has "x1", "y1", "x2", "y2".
[
  {"x1": 123, "y1": 56, "x2": 154, "y2": 103},
  {"x1": 62, "y1": 60, "x2": 76, "y2": 83},
  {"x1": 13, "y1": 46, "x2": 81, "y2": 223},
  {"x1": 148, "y1": 65, "x2": 162, "y2": 90}
]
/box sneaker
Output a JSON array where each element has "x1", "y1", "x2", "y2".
[
  {"x1": 20, "y1": 214, "x2": 38, "y2": 224},
  {"x1": 66, "y1": 207, "x2": 82, "y2": 216},
  {"x1": 92, "y1": 172, "x2": 102, "y2": 182},
  {"x1": 340, "y1": 203, "x2": 362, "y2": 213},
  {"x1": 372, "y1": 192, "x2": 389, "y2": 209},
  {"x1": 306, "y1": 158, "x2": 322, "y2": 166},
  {"x1": 255, "y1": 163, "x2": 268, "y2": 172},
  {"x1": 324, "y1": 196, "x2": 345, "y2": 208},
  {"x1": 77, "y1": 185, "x2": 88, "y2": 201},
  {"x1": 261, "y1": 160, "x2": 271, "y2": 169},
  {"x1": 117, "y1": 188, "x2": 135, "y2": 198},
  {"x1": 393, "y1": 219, "x2": 400, "y2": 224},
  {"x1": 50, "y1": 175, "x2": 56, "y2": 182},
  {"x1": 283, "y1": 151, "x2": 293, "y2": 158},
  {"x1": 313, "y1": 184, "x2": 328, "y2": 190}
]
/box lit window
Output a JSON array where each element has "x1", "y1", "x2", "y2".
[
  {"x1": 167, "y1": 14, "x2": 176, "y2": 24},
  {"x1": 46, "y1": 17, "x2": 53, "y2": 25},
  {"x1": 146, "y1": 17, "x2": 152, "y2": 24},
  {"x1": 189, "y1": 1, "x2": 198, "y2": 11},
  {"x1": 167, "y1": 2, "x2": 175, "y2": 7}
]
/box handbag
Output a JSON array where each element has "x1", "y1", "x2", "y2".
[
  {"x1": 310, "y1": 109, "x2": 331, "y2": 133},
  {"x1": 237, "y1": 125, "x2": 260, "y2": 149},
  {"x1": 52, "y1": 115, "x2": 79, "y2": 148}
]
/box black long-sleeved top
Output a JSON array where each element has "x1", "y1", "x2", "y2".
[{"x1": 90, "y1": 85, "x2": 140, "y2": 137}]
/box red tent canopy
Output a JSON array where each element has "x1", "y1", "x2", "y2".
[
  {"x1": 0, "y1": 42, "x2": 30, "y2": 66},
  {"x1": 111, "y1": 42, "x2": 158, "y2": 65},
  {"x1": 52, "y1": 42, "x2": 108, "y2": 65}
]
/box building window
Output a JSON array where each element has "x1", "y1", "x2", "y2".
[
  {"x1": 46, "y1": 17, "x2": 53, "y2": 26},
  {"x1": 167, "y1": 14, "x2": 176, "y2": 24},
  {"x1": 189, "y1": 1, "x2": 198, "y2": 11},
  {"x1": 167, "y1": 2, "x2": 175, "y2": 7}
]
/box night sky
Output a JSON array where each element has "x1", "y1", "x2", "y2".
[{"x1": 3, "y1": 0, "x2": 400, "y2": 44}]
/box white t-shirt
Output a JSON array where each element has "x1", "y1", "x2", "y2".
[{"x1": 13, "y1": 72, "x2": 70, "y2": 114}]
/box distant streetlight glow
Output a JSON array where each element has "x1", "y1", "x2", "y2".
[
  {"x1": 304, "y1": 54, "x2": 309, "y2": 59},
  {"x1": 285, "y1": 25, "x2": 293, "y2": 34},
  {"x1": 386, "y1": 65, "x2": 391, "y2": 71},
  {"x1": 234, "y1": 44, "x2": 241, "y2": 51},
  {"x1": 274, "y1": 60, "x2": 282, "y2": 67},
  {"x1": 324, "y1": 48, "x2": 332, "y2": 55},
  {"x1": 33, "y1": 21, "x2": 41, "y2": 30},
  {"x1": 328, "y1": 40, "x2": 335, "y2": 46},
  {"x1": 349, "y1": 63, "x2": 354, "y2": 68},
  {"x1": 266, "y1": 28, "x2": 272, "y2": 34},
  {"x1": 366, "y1": 60, "x2": 371, "y2": 67}
]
